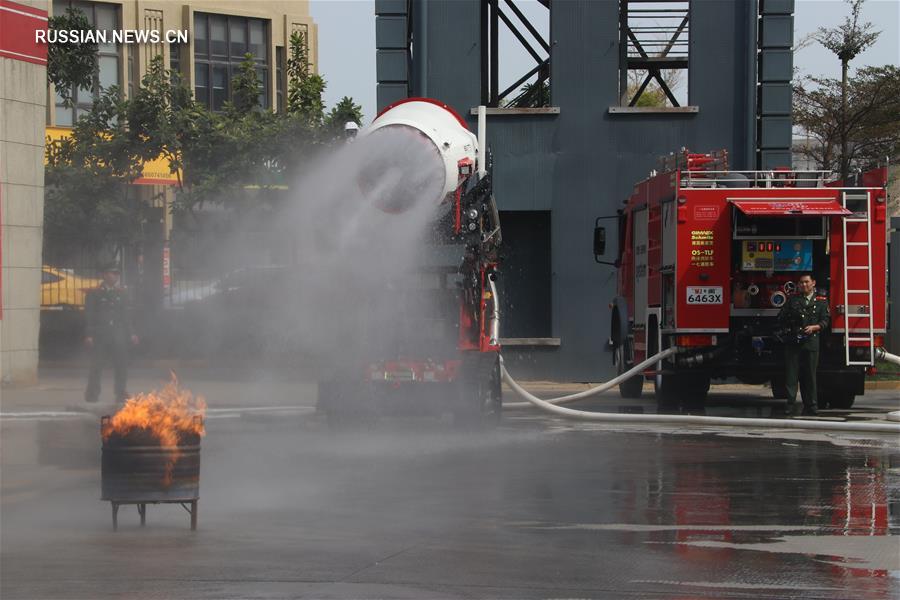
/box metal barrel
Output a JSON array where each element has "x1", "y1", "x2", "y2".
[{"x1": 100, "y1": 417, "x2": 201, "y2": 502}]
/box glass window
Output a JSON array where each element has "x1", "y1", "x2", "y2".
[
  {"x1": 212, "y1": 65, "x2": 228, "y2": 111},
  {"x1": 194, "y1": 63, "x2": 209, "y2": 102},
  {"x1": 194, "y1": 14, "x2": 207, "y2": 57},
  {"x1": 95, "y1": 4, "x2": 116, "y2": 53},
  {"x1": 249, "y1": 20, "x2": 266, "y2": 61},
  {"x1": 210, "y1": 16, "x2": 227, "y2": 57},
  {"x1": 42, "y1": 271, "x2": 62, "y2": 284},
  {"x1": 275, "y1": 46, "x2": 284, "y2": 113},
  {"x1": 230, "y1": 19, "x2": 246, "y2": 58},
  {"x1": 53, "y1": 1, "x2": 121, "y2": 126},
  {"x1": 170, "y1": 43, "x2": 181, "y2": 82},
  {"x1": 98, "y1": 55, "x2": 118, "y2": 90},
  {"x1": 193, "y1": 13, "x2": 270, "y2": 110},
  {"x1": 256, "y1": 67, "x2": 268, "y2": 109}
]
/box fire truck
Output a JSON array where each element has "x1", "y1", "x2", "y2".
[
  {"x1": 594, "y1": 150, "x2": 888, "y2": 410},
  {"x1": 316, "y1": 99, "x2": 503, "y2": 427}
]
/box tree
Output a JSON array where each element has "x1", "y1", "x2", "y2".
[
  {"x1": 286, "y1": 31, "x2": 326, "y2": 124},
  {"x1": 505, "y1": 80, "x2": 550, "y2": 109},
  {"x1": 625, "y1": 69, "x2": 683, "y2": 108},
  {"x1": 793, "y1": 66, "x2": 900, "y2": 175},
  {"x1": 324, "y1": 96, "x2": 363, "y2": 137},
  {"x1": 47, "y1": 6, "x2": 97, "y2": 107},
  {"x1": 229, "y1": 54, "x2": 262, "y2": 116},
  {"x1": 44, "y1": 86, "x2": 144, "y2": 253},
  {"x1": 814, "y1": 0, "x2": 881, "y2": 180},
  {"x1": 127, "y1": 55, "x2": 200, "y2": 191}
]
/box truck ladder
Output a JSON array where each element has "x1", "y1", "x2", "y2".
[{"x1": 840, "y1": 191, "x2": 875, "y2": 366}]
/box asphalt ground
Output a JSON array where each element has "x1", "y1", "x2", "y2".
[{"x1": 2, "y1": 370, "x2": 899, "y2": 599}]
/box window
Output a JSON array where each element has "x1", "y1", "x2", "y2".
[
  {"x1": 618, "y1": 0, "x2": 690, "y2": 108},
  {"x1": 194, "y1": 13, "x2": 270, "y2": 110},
  {"x1": 481, "y1": 0, "x2": 551, "y2": 108},
  {"x1": 52, "y1": 1, "x2": 120, "y2": 126},
  {"x1": 42, "y1": 271, "x2": 62, "y2": 284},
  {"x1": 170, "y1": 42, "x2": 182, "y2": 83},
  {"x1": 275, "y1": 46, "x2": 284, "y2": 113}
]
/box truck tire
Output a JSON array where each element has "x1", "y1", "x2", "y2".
[
  {"x1": 655, "y1": 372, "x2": 708, "y2": 410},
  {"x1": 454, "y1": 354, "x2": 502, "y2": 429},
  {"x1": 683, "y1": 374, "x2": 710, "y2": 409},
  {"x1": 654, "y1": 373, "x2": 683, "y2": 411},
  {"x1": 822, "y1": 390, "x2": 855, "y2": 410},
  {"x1": 615, "y1": 344, "x2": 643, "y2": 399}
]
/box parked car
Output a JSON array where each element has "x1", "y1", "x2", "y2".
[{"x1": 41, "y1": 266, "x2": 102, "y2": 310}]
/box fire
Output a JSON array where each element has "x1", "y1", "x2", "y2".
[{"x1": 102, "y1": 373, "x2": 206, "y2": 486}]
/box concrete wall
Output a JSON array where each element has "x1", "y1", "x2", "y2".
[
  {"x1": 1, "y1": 0, "x2": 48, "y2": 385},
  {"x1": 383, "y1": 0, "x2": 771, "y2": 380}
]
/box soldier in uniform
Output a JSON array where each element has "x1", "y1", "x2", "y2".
[
  {"x1": 84, "y1": 264, "x2": 139, "y2": 403},
  {"x1": 777, "y1": 273, "x2": 830, "y2": 416}
]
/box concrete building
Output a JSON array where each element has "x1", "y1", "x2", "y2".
[
  {"x1": 1, "y1": 0, "x2": 48, "y2": 385},
  {"x1": 377, "y1": 0, "x2": 796, "y2": 379},
  {"x1": 1, "y1": 0, "x2": 317, "y2": 384}
]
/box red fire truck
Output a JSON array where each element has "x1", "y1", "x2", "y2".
[{"x1": 594, "y1": 150, "x2": 888, "y2": 410}]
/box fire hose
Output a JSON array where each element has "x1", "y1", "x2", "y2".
[
  {"x1": 874, "y1": 348, "x2": 900, "y2": 423},
  {"x1": 499, "y1": 350, "x2": 900, "y2": 434}
]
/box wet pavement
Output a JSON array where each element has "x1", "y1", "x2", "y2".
[{"x1": 2, "y1": 386, "x2": 899, "y2": 599}]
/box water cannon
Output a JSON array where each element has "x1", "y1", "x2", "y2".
[{"x1": 357, "y1": 98, "x2": 483, "y2": 214}]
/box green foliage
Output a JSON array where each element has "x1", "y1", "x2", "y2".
[
  {"x1": 45, "y1": 43, "x2": 364, "y2": 244},
  {"x1": 793, "y1": 66, "x2": 900, "y2": 173},
  {"x1": 286, "y1": 31, "x2": 326, "y2": 124},
  {"x1": 229, "y1": 54, "x2": 262, "y2": 116},
  {"x1": 505, "y1": 80, "x2": 550, "y2": 108},
  {"x1": 44, "y1": 86, "x2": 143, "y2": 248},
  {"x1": 815, "y1": 0, "x2": 880, "y2": 64},
  {"x1": 47, "y1": 7, "x2": 98, "y2": 107},
  {"x1": 324, "y1": 96, "x2": 364, "y2": 137}
]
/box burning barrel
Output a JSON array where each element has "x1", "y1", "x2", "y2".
[{"x1": 100, "y1": 375, "x2": 206, "y2": 531}]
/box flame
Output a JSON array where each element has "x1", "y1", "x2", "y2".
[{"x1": 102, "y1": 372, "x2": 206, "y2": 486}]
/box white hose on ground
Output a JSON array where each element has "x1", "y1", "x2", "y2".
[
  {"x1": 499, "y1": 355, "x2": 900, "y2": 434},
  {"x1": 874, "y1": 349, "x2": 900, "y2": 423},
  {"x1": 501, "y1": 347, "x2": 679, "y2": 409}
]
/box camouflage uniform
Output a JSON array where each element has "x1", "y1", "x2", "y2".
[
  {"x1": 777, "y1": 291, "x2": 830, "y2": 415},
  {"x1": 84, "y1": 283, "x2": 133, "y2": 402}
]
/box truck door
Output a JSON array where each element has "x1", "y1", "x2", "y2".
[{"x1": 634, "y1": 207, "x2": 649, "y2": 329}]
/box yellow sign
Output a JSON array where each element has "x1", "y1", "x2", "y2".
[
  {"x1": 45, "y1": 127, "x2": 180, "y2": 186},
  {"x1": 690, "y1": 229, "x2": 715, "y2": 267}
]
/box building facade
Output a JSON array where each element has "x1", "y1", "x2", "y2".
[
  {"x1": 1, "y1": 0, "x2": 48, "y2": 385},
  {"x1": 377, "y1": 0, "x2": 795, "y2": 379},
  {"x1": 1, "y1": 0, "x2": 317, "y2": 384}
]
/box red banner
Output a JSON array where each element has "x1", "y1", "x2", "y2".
[{"x1": 0, "y1": 0, "x2": 48, "y2": 65}]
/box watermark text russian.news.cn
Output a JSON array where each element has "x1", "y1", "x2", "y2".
[{"x1": 37, "y1": 29, "x2": 189, "y2": 45}]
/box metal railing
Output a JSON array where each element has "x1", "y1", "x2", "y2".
[{"x1": 679, "y1": 170, "x2": 836, "y2": 189}]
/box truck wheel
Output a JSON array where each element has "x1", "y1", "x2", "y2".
[
  {"x1": 615, "y1": 345, "x2": 643, "y2": 399},
  {"x1": 655, "y1": 372, "x2": 707, "y2": 410},
  {"x1": 654, "y1": 374, "x2": 683, "y2": 411},
  {"x1": 683, "y1": 374, "x2": 710, "y2": 410},
  {"x1": 823, "y1": 391, "x2": 855, "y2": 410},
  {"x1": 454, "y1": 355, "x2": 502, "y2": 429}
]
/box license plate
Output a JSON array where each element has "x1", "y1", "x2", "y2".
[{"x1": 686, "y1": 286, "x2": 723, "y2": 304}]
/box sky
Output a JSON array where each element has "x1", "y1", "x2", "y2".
[{"x1": 309, "y1": 0, "x2": 900, "y2": 125}]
